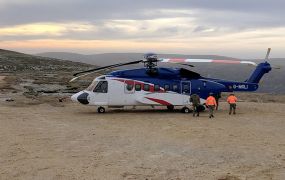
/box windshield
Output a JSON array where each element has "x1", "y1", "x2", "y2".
[
  {"x1": 94, "y1": 81, "x2": 108, "y2": 93},
  {"x1": 86, "y1": 79, "x2": 99, "y2": 91}
]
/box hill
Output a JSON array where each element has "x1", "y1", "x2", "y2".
[
  {"x1": 0, "y1": 49, "x2": 92, "y2": 73},
  {"x1": 0, "y1": 49, "x2": 96, "y2": 98},
  {"x1": 37, "y1": 52, "x2": 285, "y2": 94}
]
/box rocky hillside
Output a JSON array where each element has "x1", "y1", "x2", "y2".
[
  {"x1": 0, "y1": 49, "x2": 92, "y2": 73},
  {"x1": 0, "y1": 49, "x2": 96, "y2": 99}
]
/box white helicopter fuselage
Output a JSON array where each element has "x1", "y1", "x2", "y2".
[{"x1": 71, "y1": 76, "x2": 206, "y2": 108}]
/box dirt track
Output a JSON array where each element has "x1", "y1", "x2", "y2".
[{"x1": 0, "y1": 100, "x2": 285, "y2": 180}]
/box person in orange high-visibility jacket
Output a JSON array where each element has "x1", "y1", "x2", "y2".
[
  {"x1": 206, "y1": 93, "x2": 217, "y2": 118},
  {"x1": 227, "y1": 93, "x2": 238, "y2": 115}
]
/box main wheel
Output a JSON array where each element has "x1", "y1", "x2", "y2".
[
  {"x1": 97, "y1": 106, "x2": 105, "y2": 113},
  {"x1": 167, "y1": 105, "x2": 174, "y2": 111},
  {"x1": 181, "y1": 107, "x2": 190, "y2": 113}
]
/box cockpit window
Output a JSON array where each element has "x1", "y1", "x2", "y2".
[
  {"x1": 86, "y1": 80, "x2": 99, "y2": 91},
  {"x1": 94, "y1": 81, "x2": 108, "y2": 93}
]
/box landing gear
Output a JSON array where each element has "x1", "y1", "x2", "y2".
[
  {"x1": 97, "y1": 106, "x2": 105, "y2": 113},
  {"x1": 181, "y1": 107, "x2": 190, "y2": 113},
  {"x1": 167, "y1": 105, "x2": 174, "y2": 111}
]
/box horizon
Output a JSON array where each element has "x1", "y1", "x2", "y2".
[
  {"x1": 1, "y1": 0, "x2": 285, "y2": 59},
  {"x1": 3, "y1": 48, "x2": 285, "y2": 60}
]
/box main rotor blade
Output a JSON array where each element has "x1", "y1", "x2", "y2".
[
  {"x1": 159, "y1": 58, "x2": 257, "y2": 66},
  {"x1": 177, "y1": 63, "x2": 195, "y2": 67},
  {"x1": 70, "y1": 71, "x2": 99, "y2": 82},
  {"x1": 73, "y1": 60, "x2": 143, "y2": 77}
]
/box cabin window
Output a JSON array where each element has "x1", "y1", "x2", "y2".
[
  {"x1": 154, "y1": 85, "x2": 160, "y2": 91},
  {"x1": 183, "y1": 84, "x2": 190, "y2": 93},
  {"x1": 143, "y1": 84, "x2": 150, "y2": 91},
  {"x1": 172, "y1": 84, "x2": 178, "y2": 92},
  {"x1": 164, "y1": 84, "x2": 170, "y2": 91},
  {"x1": 94, "y1": 81, "x2": 108, "y2": 93},
  {"x1": 126, "y1": 84, "x2": 134, "y2": 91},
  {"x1": 135, "y1": 84, "x2": 141, "y2": 91}
]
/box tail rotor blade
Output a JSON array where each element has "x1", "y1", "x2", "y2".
[
  {"x1": 272, "y1": 65, "x2": 282, "y2": 69},
  {"x1": 265, "y1": 48, "x2": 271, "y2": 60}
]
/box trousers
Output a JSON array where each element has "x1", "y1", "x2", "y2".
[{"x1": 229, "y1": 103, "x2": 236, "y2": 114}]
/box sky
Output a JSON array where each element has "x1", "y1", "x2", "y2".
[{"x1": 0, "y1": 0, "x2": 285, "y2": 58}]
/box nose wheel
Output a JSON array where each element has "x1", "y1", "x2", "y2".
[{"x1": 97, "y1": 106, "x2": 106, "y2": 113}]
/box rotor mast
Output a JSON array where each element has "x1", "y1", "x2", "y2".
[{"x1": 143, "y1": 53, "x2": 159, "y2": 74}]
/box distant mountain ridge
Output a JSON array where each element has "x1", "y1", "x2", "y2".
[{"x1": 37, "y1": 52, "x2": 240, "y2": 66}]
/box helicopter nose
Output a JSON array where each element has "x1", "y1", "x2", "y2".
[
  {"x1": 71, "y1": 92, "x2": 89, "y2": 105},
  {"x1": 71, "y1": 93, "x2": 79, "y2": 102}
]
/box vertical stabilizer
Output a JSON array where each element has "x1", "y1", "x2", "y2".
[{"x1": 246, "y1": 62, "x2": 271, "y2": 83}]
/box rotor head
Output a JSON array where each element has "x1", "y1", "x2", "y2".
[{"x1": 144, "y1": 53, "x2": 158, "y2": 62}]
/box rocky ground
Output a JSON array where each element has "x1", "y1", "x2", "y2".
[
  {"x1": 0, "y1": 95, "x2": 285, "y2": 180},
  {"x1": 1, "y1": 73, "x2": 285, "y2": 180}
]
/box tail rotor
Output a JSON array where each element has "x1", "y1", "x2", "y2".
[{"x1": 265, "y1": 48, "x2": 271, "y2": 61}]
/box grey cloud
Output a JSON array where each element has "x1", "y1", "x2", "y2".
[
  {"x1": 1, "y1": 0, "x2": 285, "y2": 27},
  {"x1": 1, "y1": 0, "x2": 285, "y2": 43},
  {"x1": 193, "y1": 26, "x2": 210, "y2": 33}
]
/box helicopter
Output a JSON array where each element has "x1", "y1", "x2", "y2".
[{"x1": 70, "y1": 48, "x2": 273, "y2": 113}]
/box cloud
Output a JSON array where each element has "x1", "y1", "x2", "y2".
[
  {"x1": 0, "y1": 0, "x2": 285, "y2": 57},
  {"x1": 0, "y1": 22, "x2": 96, "y2": 41},
  {"x1": 1, "y1": 0, "x2": 285, "y2": 27}
]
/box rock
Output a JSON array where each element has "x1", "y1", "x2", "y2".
[{"x1": 5, "y1": 98, "x2": 14, "y2": 102}]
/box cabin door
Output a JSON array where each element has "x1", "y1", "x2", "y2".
[{"x1": 181, "y1": 81, "x2": 191, "y2": 105}]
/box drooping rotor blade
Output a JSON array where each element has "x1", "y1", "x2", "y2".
[
  {"x1": 70, "y1": 60, "x2": 143, "y2": 82},
  {"x1": 265, "y1": 48, "x2": 271, "y2": 60},
  {"x1": 159, "y1": 58, "x2": 257, "y2": 66},
  {"x1": 73, "y1": 60, "x2": 143, "y2": 76},
  {"x1": 70, "y1": 71, "x2": 99, "y2": 82}
]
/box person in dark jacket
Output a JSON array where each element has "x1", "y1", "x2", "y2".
[
  {"x1": 214, "y1": 93, "x2": 221, "y2": 110},
  {"x1": 190, "y1": 94, "x2": 201, "y2": 117}
]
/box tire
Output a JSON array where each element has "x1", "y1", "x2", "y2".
[
  {"x1": 167, "y1": 105, "x2": 174, "y2": 111},
  {"x1": 181, "y1": 107, "x2": 190, "y2": 113},
  {"x1": 97, "y1": 106, "x2": 105, "y2": 113}
]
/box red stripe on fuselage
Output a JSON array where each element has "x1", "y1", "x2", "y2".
[{"x1": 145, "y1": 97, "x2": 172, "y2": 106}]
